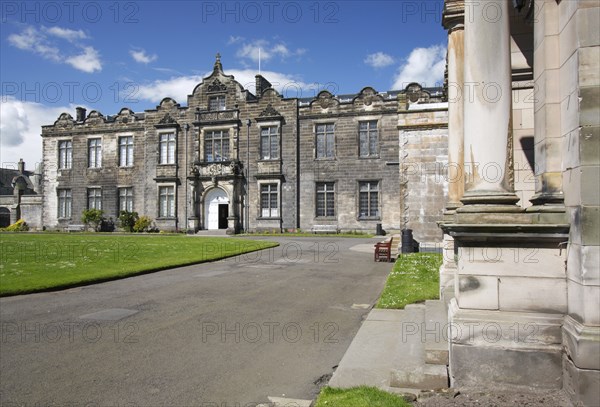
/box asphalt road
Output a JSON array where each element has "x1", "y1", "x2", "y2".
[{"x1": 0, "y1": 236, "x2": 392, "y2": 406}]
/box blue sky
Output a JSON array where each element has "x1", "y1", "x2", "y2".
[{"x1": 1, "y1": 0, "x2": 447, "y2": 167}]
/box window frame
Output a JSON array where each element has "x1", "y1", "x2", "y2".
[
  {"x1": 208, "y1": 95, "x2": 226, "y2": 111},
  {"x1": 158, "y1": 132, "x2": 177, "y2": 165},
  {"x1": 259, "y1": 125, "x2": 280, "y2": 161},
  {"x1": 87, "y1": 138, "x2": 102, "y2": 168},
  {"x1": 57, "y1": 189, "x2": 72, "y2": 219},
  {"x1": 58, "y1": 140, "x2": 72, "y2": 169},
  {"x1": 359, "y1": 120, "x2": 379, "y2": 158},
  {"x1": 119, "y1": 136, "x2": 134, "y2": 167},
  {"x1": 158, "y1": 185, "x2": 176, "y2": 218},
  {"x1": 118, "y1": 187, "x2": 134, "y2": 213},
  {"x1": 204, "y1": 129, "x2": 230, "y2": 163},
  {"x1": 358, "y1": 180, "x2": 380, "y2": 219},
  {"x1": 315, "y1": 123, "x2": 335, "y2": 159},
  {"x1": 315, "y1": 181, "x2": 336, "y2": 218},
  {"x1": 87, "y1": 187, "x2": 102, "y2": 211},
  {"x1": 258, "y1": 182, "x2": 280, "y2": 218}
]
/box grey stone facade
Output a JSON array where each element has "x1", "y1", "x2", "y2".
[
  {"x1": 0, "y1": 159, "x2": 42, "y2": 229},
  {"x1": 41, "y1": 56, "x2": 448, "y2": 238}
]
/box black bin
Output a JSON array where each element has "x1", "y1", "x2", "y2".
[
  {"x1": 401, "y1": 229, "x2": 414, "y2": 254},
  {"x1": 376, "y1": 223, "x2": 383, "y2": 236}
]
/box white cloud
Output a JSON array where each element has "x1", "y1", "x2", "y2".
[
  {"x1": 392, "y1": 45, "x2": 446, "y2": 89},
  {"x1": 364, "y1": 52, "x2": 395, "y2": 68},
  {"x1": 8, "y1": 26, "x2": 61, "y2": 62},
  {"x1": 235, "y1": 39, "x2": 304, "y2": 64},
  {"x1": 7, "y1": 25, "x2": 102, "y2": 73},
  {"x1": 0, "y1": 97, "x2": 75, "y2": 167},
  {"x1": 130, "y1": 49, "x2": 158, "y2": 64},
  {"x1": 66, "y1": 47, "x2": 102, "y2": 73},
  {"x1": 44, "y1": 27, "x2": 88, "y2": 42},
  {"x1": 134, "y1": 69, "x2": 315, "y2": 103},
  {"x1": 228, "y1": 35, "x2": 244, "y2": 45}
]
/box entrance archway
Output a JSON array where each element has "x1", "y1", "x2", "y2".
[{"x1": 204, "y1": 188, "x2": 229, "y2": 230}]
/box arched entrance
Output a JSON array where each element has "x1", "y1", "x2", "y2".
[
  {"x1": 0, "y1": 207, "x2": 10, "y2": 228},
  {"x1": 204, "y1": 188, "x2": 229, "y2": 230}
]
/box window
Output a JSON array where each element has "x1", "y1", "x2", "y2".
[
  {"x1": 159, "y1": 133, "x2": 176, "y2": 164},
  {"x1": 359, "y1": 120, "x2": 378, "y2": 157},
  {"x1": 159, "y1": 186, "x2": 175, "y2": 217},
  {"x1": 204, "y1": 130, "x2": 230, "y2": 162},
  {"x1": 87, "y1": 188, "x2": 102, "y2": 210},
  {"x1": 209, "y1": 95, "x2": 226, "y2": 111},
  {"x1": 316, "y1": 182, "x2": 335, "y2": 217},
  {"x1": 260, "y1": 184, "x2": 279, "y2": 217},
  {"x1": 118, "y1": 187, "x2": 133, "y2": 212},
  {"x1": 260, "y1": 126, "x2": 280, "y2": 160},
  {"x1": 58, "y1": 140, "x2": 72, "y2": 169},
  {"x1": 88, "y1": 138, "x2": 102, "y2": 168},
  {"x1": 119, "y1": 136, "x2": 134, "y2": 167},
  {"x1": 359, "y1": 181, "x2": 379, "y2": 218},
  {"x1": 316, "y1": 123, "x2": 335, "y2": 158},
  {"x1": 57, "y1": 189, "x2": 72, "y2": 218}
]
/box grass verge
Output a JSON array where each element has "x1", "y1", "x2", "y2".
[
  {"x1": 376, "y1": 252, "x2": 442, "y2": 309},
  {"x1": 0, "y1": 233, "x2": 278, "y2": 296},
  {"x1": 241, "y1": 232, "x2": 374, "y2": 238},
  {"x1": 315, "y1": 386, "x2": 411, "y2": 407}
]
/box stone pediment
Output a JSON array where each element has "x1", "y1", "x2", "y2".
[
  {"x1": 258, "y1": 104, "x2": 281, "y2": 118},
  {"x1": 207, "y1": 78, "x2": 228, "y2": 93},
  {"x1": 54, "y1": 113, "x2": 74, "y2": 128}
]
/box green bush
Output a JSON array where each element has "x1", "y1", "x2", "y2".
[
  {"x1": 81, "y1": 209, "x2": 105, "y2": 232},
  {"x1": 133, "y1": 216, "x2": 152, "y2": 233},
  {"x1": 118, "y1": 210, "x2": 139, "y2": 232},
  {"x1": 2, "y1": 219, "x2": 29, "y2": 232}
]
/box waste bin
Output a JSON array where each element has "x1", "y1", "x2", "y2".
[
  {"x1": 376, "y1": 223, "x2": 383, "y2": 236},
  {"x1": 401, "y1": 229, "x2": 414, "y2": 253}
]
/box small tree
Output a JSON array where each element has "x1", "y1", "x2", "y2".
[
  {"x1": 82, "y1": 209, "x2": 104, "y2": 232},
  {"x1": 133, "y1": 215, "x2": 152, "y2": 233},
  {"x1": 119, "y1": 210, "x2": 139, "y2": 232}
]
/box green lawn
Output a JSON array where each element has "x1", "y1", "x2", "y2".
[
  {"x1": 315, "y1": 386, "x2": 411, "y2": 407},
  {"x1": 0, "y1": 233, "x2": 278, "y2": 296},
  {"x1": 242, "y1": 232, "x2": 374, "y2": 238},
  {"x1": 376, "y1": 253, "x2": 442, "y2": 309}
]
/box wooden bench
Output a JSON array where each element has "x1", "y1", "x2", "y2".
[
  {"x1": 67, "y1": 224, "x2": 86, "y2": 232},
  {"x1": 374, "y1": 239, "x2": 392, "y2": 262},
  {"x1": 311, "y1": 225, "x2": 340, "y2": 234}
]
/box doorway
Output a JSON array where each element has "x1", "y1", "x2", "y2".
[{"x1": 204, "y1": 188, "x2": 229, "y2": 230}]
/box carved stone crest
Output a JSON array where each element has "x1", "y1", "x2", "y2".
[
  {"x1": 207, "y1": 79, "x2": 227, "y2": 93},
  {"x1": 259, "y1": 104, "x2": 281, "y2": 117},
  {"x1": 159, "y1": 113, "x2": 177, "y2": 125}
]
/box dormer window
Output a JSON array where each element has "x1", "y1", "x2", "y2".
[{"x1": 209, "y1": 95, "x2": 226, "y2": 111}]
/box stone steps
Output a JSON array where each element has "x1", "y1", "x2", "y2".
[{"x1": 424, "y1": 300, "x2": 449, "y2": 365}]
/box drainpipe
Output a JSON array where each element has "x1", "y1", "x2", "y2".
[
  {"x1": 184, "y1": 123, "x2": 189, "y2": 233},
  {"x1": 246, "y1": 118, "x2": 251, "y2": 232}
]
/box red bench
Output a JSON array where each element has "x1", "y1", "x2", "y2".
[{"x1": 374, "y1": 240, "x2": 392, "y2": 262}]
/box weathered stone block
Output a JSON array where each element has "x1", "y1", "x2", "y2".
[
  {"x1": 498, "y1": 276, "x2": 567, "y2": 313},
  {"x1": 457, "y1": 275, "x2": 498, "y2": 310}
]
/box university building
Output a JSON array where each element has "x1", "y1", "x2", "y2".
[{"x1": 39, "y1": 55, "x2": 449, "y2": 242}]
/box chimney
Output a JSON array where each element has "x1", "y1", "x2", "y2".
[
  {"x1": 76, "y1": 106, "x2": 87, "y2": 122},
  {"x1": 255, "y1": 75, "x2": 272, "y2": 98},
  {"x1": 18, "y1": 158, "x2": 25, "y2": 174}
]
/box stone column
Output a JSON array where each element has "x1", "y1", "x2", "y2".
[
  {"x1": 443, "y1": 0, "x2": 465, "y2": 212},
  {"x1": 461, "y1": 0, "x2": 519, "y2": 207},
  {"x1": 440, "y1": 0, "x2": 465, "y2": 298}
]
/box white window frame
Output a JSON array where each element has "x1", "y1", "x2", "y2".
[
  {"x1": 88, "y1": 138, "x2": 102, "y2": 168},
  {"x1": 57, "y1": 189, "x2": 72, "y2": 218},
  {"x1": 119, "y1": 135, "x2": 134, "y2": 167},
  {"x1": 358, "y1": 181, "x2": 380, "y2": 219},
  {"x1": 204, "y1": 129, "x2": 230, "y2": 162},
  {"x1": 58, "y1": 140, "x2": 72, "y2": 169},
  {"x1": 315, "y1": 123, "x2": 335, "y2": 159},
  {"x1": 258, "y1": 181, "x2": 280, "y2": 218},
  {"x1": 316, "y1": 181, "x2": 335, "y2": 218},
  {"x1": 208, "y1": 95, "x2": 226, "y2": 111},
  {"x1": 359, "y1": 120, "x2": 379, "y2": 158},
  {"x1": 260, "y1": 125, "x2": 280, "y2": 160},
  {"x1": 118, "y1": 187, "x2": 134, "y2": 213},
  {"x1": 158, "y1": 185, "x2": 176, "y2": 218},
  {"x1": 159, "y1": 132, "x2": 177, "y2": 165},
  {"x1": 87, "y1": 187, "x2": 102, "y2": 210}
]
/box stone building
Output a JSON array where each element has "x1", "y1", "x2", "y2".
[
  {"x1": 0, "y1": 159, "x2": 42, "y2": 229},
  {"x1": 440, "y1": 0, "x2": 599, "y2": 405},
  {"x1": 41, "y1": 55, "x2": 448, "y2": 242}
]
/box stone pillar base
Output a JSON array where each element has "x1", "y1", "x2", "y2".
[
  {"x1": 227, "y1": 216, "x2": 239, "y2": 235},
  {"x1": 448, "y1": 300, "x2": 564, "y2": 390},
  {"x1": 187, "y1": 217, "x2": 199, "y2": 233},
  {"x1": 562, "y1": 316, "x2": 600, "y2": 406}
]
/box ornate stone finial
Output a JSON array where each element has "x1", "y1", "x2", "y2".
[{"x1": 214, "y1": 53, "x2": 223, "y2": 73}]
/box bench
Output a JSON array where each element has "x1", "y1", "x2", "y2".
[
  {"x1": 374, "y1": 239, "x2": 392, "y2": 262},
  {"x1": 67, "y1": 224, "x2": 86, "y2": 232},
  {"x1": 311, "y1": 225, "x2": 340, "y2": 234}
]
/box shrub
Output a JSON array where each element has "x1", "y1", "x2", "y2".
[
  {"x1": 133, "y1": 216, "x2": 152, "y2": 233},
  {"x1": 81, "y1": 209, "x2": 105, "y2": 232},
  {"x1": 119, "y1": 210, "x2": 139, "y2": 232},
  {"x1": 2, "y1": 219, "x2": 29, "y2": 232}
]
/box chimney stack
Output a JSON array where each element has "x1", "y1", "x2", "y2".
[
  {"x1": 18, "y1": 158, "x2": 25, "y2": 174},
  {"x1": 76, "y1": 106, "x2": 87, "y2": 122}
]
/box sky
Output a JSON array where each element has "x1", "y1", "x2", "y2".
[{"x1": 0, "y1": 0, "x2": 447, "y2": 169}]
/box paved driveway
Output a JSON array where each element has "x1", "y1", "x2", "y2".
[{"x1": 0, "y1": 236, "x2": 392, "y2": 406}]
